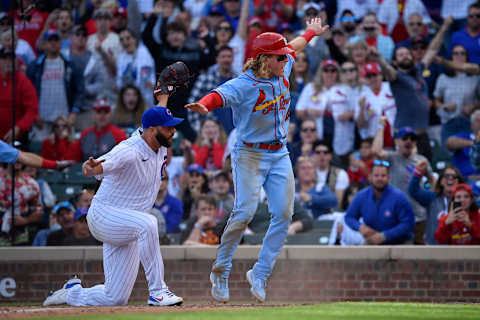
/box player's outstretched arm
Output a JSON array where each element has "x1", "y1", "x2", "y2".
[
  {"x1": 82, "y1": 157, "x2": 105, "y2": 177},
  {"x1": 185, "y1": 102, "x2": 209, "y2": 114},
  {"x1": 289, "y1": 17, "x2": 329, "y2": 54}
]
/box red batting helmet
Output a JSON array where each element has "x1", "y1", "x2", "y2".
[{"x1": 252, "y1": 32, "x2": 294, "y2": 59}]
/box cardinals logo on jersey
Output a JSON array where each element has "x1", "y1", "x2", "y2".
[{"x1": 252, "y1": 89, "x2": 267, "y2": 112}]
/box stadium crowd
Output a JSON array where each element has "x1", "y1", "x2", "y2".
[{"x1": 1, "y1": 0, "x2": 480, "y2": 247}]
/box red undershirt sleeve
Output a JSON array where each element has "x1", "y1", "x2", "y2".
[{"x1": 198, "y1": 92, "x2": 223, "y2": 112}]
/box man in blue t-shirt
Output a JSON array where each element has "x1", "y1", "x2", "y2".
[
  {"x1": 449, "y1": 1, "x2": 480, "y2": 64},
  {"x1": 446, "y1": 110, "x2": 480, "y2": 180}
]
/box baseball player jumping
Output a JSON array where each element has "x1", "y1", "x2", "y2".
[
  {"x1": 43, "y1": 83, "x2": 185, "y2": 307},
  {"x1": 186, "y1": 17, "x2": 329, "y2": 302}
]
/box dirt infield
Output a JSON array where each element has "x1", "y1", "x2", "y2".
[{"x1": 0, "y1": 302, "x2": 304, "y2": 319}]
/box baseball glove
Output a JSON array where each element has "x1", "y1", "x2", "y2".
[{"x1": 153, "y1": 61, "x2": 193, "y2": 97}]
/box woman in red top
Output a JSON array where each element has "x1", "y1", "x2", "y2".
[
  {"x1": 435, "y1": 184, "x2": 480, "y2": 245},
  {"x1": 40, "y1": 116, "x2": 73, "y2": 161},
  {"x1": 192, "y1": 119, "x2": 227, "y2": 172}
]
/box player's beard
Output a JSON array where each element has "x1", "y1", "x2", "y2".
[{"x1": 155, "y1": 130, "x2": 172, "y2": 148}]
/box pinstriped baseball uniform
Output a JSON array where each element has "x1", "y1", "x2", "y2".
[{"x1": 66, "y1": 134, "x2": 169, "y2": 306}]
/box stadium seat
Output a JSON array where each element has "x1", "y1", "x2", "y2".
[
  {"x1": 166, "y1": 233, "x2": 182, "y2": 245},
  {"x1": 285, "y1": 230, "x2": 330, "y2": 245},
  {"x1": 313, "y1": 220, "x2": 334, "y2": 230},
  {"x1": 242, "y1": 233, "x2": 265, "y2": 245},
  {"x1": 430, "y1": 139, "x2": 452, "y2": 172},
  {"x1": 37, "y1": 169, "x2": 65, "y2": 184},
  {"x1": 50, "y1": 183, "x2": 84, "y2": 202}
]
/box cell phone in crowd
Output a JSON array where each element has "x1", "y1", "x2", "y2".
[{"x1": 453, "y1": 201, "x2": 462, "y2": 210}]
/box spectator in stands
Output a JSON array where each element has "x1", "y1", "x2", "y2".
[
  {"x1": 75, "y1": 189, "x2": 95, "y2": 209},
  {"x1": 87, "y1": 9, "x2": 121, "y2": 98},
  {"x1": 295, "y1": 156, "x2": 338, "y2": 219},
  {"x1": 209, "y1": 170, "x2": 234, "y2": 223},
  {"x1": 63, "y1": 25, "x2": 106, "y2": 132},
  {"x1": 373, "y1": 124, "x2": 434, "y2": 244},
  {"x1": 111, "y1": 7, "x2": 129, "y2": 34},
  {"x1": 199, "y1": 20, "x2": 235, "y2": 68},
  {"x1": 297, "y1": 2, "x2": 330, "y2": 74},
  {"x1": 450, "y1": 1, "x2": 480, "y2": 64},
  {"x1": 409, "y1": 161, "x2": 464, "y2": 244},
  {"x1": 32, "y1": 207, "x2": 61, "y2": 246},
  {"x1": 182, "y1": 195, "x2": 226, "y2": 245},
  {"x1": 13, "y1": 0, "x2": 49, "y2": 53},
  {"x1": 254, "y1": 0, "x2": 294, "y2": 33},
  {"x1": 23, "y1": 166, "x2": 56, "y2": 213},
  {"x1": 180, "y1": 164, "x2": 210, "y2": 220},
  {"x1": 192, "y1": 119, "x2": 227, "y2": 172},
  {"x1": 340, "y1": 60, "x2": 364, "y2": 143},
  {"x1": 117, "y1": 28, "x2": 156, "y2": 106},
  {"x1": 356, "y1": 62, "x2": 396, "y2": 147},
  {"x1": 396, "y1": 13, "x2": 427, "y2": 49},
  {"x1": 62, "y1": 207, "x2": 101, "y2": 246},
  {"x1": 372, "y1": 18, "x2": 451, "y2": 162},
  {"x1": 46, "y1": 201, "x2": 74, "y2": 246},
  {"x1": 188, "y1": 46, "x2": 237, "y2": 134},
  {"x1": 66, "y1": 99, "x2": 127, "y2": 163},
  {"x1": 289, "y1": 119, "x2": 318, "y2": 166},
  {"x1": 40, "y1": 116, "x2": 73, "y2": 161},
  {"x1": 38, "y1": 8, "x2": 74, "y2": 52},
  {"x1": 435, "y1": 183, "x2": 480, "y2": 245},
  {"x1": 209, "y1": 0, "x2": 242, "y2": 32},
  {"x1": 0, "y1": 48, "x2": 38, "y2": 142},
  {"x1": 446, "y1": 110, "x2": 480, "y2": 180},
  {"x1": 113, "y1": 84, "x2": 147, "y2": 135},
  {"x1": 0, "y1": 162, "x2": 43, "y2": 245},
  {"x1": 441, "y1": 0, "x2": 477, "y2": 36},
  {"x1": 142, "y1": 19, "x2": 206, "y2": 140},
  {"x1": 345, "y1": 160, "x2": 415, "y2": 244},
  {"x1": 434, "y1": 44, "x2": 480, "y2": 145},
  {"x1": 152, "y1": 177, "x2": 184, "y2": 235},
  {"x1": 27, "y1": 29, "x2": 83, "y2": 132},
  {"x1": 348, "y1": 138, "x2": 375, "y2": 185},
  {"x1": 312, "y1": 140, "x2": 350, "y2": 206},
  {"x1": 349, "y1": 12, "x2": 395, "y2": 62},
  {"x1": 296, "y1": 59, "x2": 340, "y2": 147},
  {"x1": 346, "y1": 40, "x2": 369, "y2": 79},
  {"x1": 338, "y1": 10, "x2": 358, "y2": 40},
  {"x1": 377, "y1": 0, "x2": 432, "y2": 44},
  {"x1": 1, "y1": 29, "x2": 35, "y2": 68},
  {"x1": 166, "y1": 140, "x2": 195, "y2": 198},
  {"x1": 335, "y1": 2, "x2": 378, "y2": 27},
  {"x1": 288, "y1": 51, "x2": 312, "y2": 126}
]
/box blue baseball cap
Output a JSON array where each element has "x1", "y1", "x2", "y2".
[
  {"x1": 187, "y1": 164, "x2": 204, "y2": 174},
  {"x1": 394, "y1": 127, "x2": 416, "y2": 139},
  {"x1": 142, "y1": 107, "x2": 183, "y2": 128},
  {"x1": 74, "y1": 207, "x2": 88, "y2": 221},
  {"x1": 43, "y1": 29, "x2": 60, "y2": 41},
  {"x1": 54, "y1": 201, "x2": 73, "y2": 214}
]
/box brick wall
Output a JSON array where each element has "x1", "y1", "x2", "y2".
[{"x1": 0, "y1": 247, "x2": 479, "y2": 303}]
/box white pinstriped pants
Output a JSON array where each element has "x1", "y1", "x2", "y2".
[{"x1": 66, "y1": 201, "x2": 167, "y2": 306}]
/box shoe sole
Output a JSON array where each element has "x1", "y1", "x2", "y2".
[
  {"x1": 210, "y1": 273, "x2": 229, "y2": 303},
  {"x1": 246, "y1": 270, "x2": 265, "y2": 303},
  {"x1": 148, "y1": 301, "x2": 183, "y2": 307}
]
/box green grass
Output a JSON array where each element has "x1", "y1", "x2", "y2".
[{"x1": 30, "y1": 302, "x2": 480, "y2": 320}]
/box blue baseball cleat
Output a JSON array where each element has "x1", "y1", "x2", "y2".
[
  {"x1": 246, "y1": 269, "x2": 266, "y2": 302},
  {"x1": 210, "y1": 272, "x2": 229, "y2": 302}
]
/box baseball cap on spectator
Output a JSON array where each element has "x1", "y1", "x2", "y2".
[
  {"x1": 72, "y1": 25, "x2": 87, "y2": 36},
  {"x1": 363, "y1": 62, "x2": 381, "y2": 75},
  {"x1": 142, "y1": 107, "x2": 183, "y2": 128},
  {"x1": 93, "y1": 9, "x2": 112, "y2": 19},
  {"x1": 452, "y1": 183, "x2": 474, "y2": 198},
  {"x1": 113, "y1": 7, "x2": 127, "y2": 18},
  {"x1": 321, "y1": 59, "x2": 339, "y2": 69},
  {"x1": 394, "y1": 127, "x2": 416, "y2": 139},
  {"x1": 187, "y1": 164, "x2": 204, "y2": 175},
  {"x1": 43, "y1": 29, "x2": 60, "y2": 41},
  {"x1": 93, "y1": 99, "x2": 111, "y2": 112},
  {"x1": 54, "y1": 201, "x2": 74, "y2": 214},
  {"x1": 208, "y1": 6, "x2": 224, "y2": 16},
  {"x1": 278, "y1": 22, "x2": 293, "y2": 33},
  {"x1": 74, "y1": 207, "x2": 88, "y2": 221}
]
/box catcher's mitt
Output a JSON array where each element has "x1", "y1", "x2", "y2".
[{"x1": 153, "y1": 61, "x2": 193, "y2": 97}]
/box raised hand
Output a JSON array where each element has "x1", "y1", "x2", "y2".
[
  {"x1": 185, "y1": 103, "x2": 209, "y2": 114},
  {"x1": 305, "y1": 17, "x2": 329, "y2": 36},
  {"x1": 82, "y1": 157, "x2": 105, "y2": 177}
]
